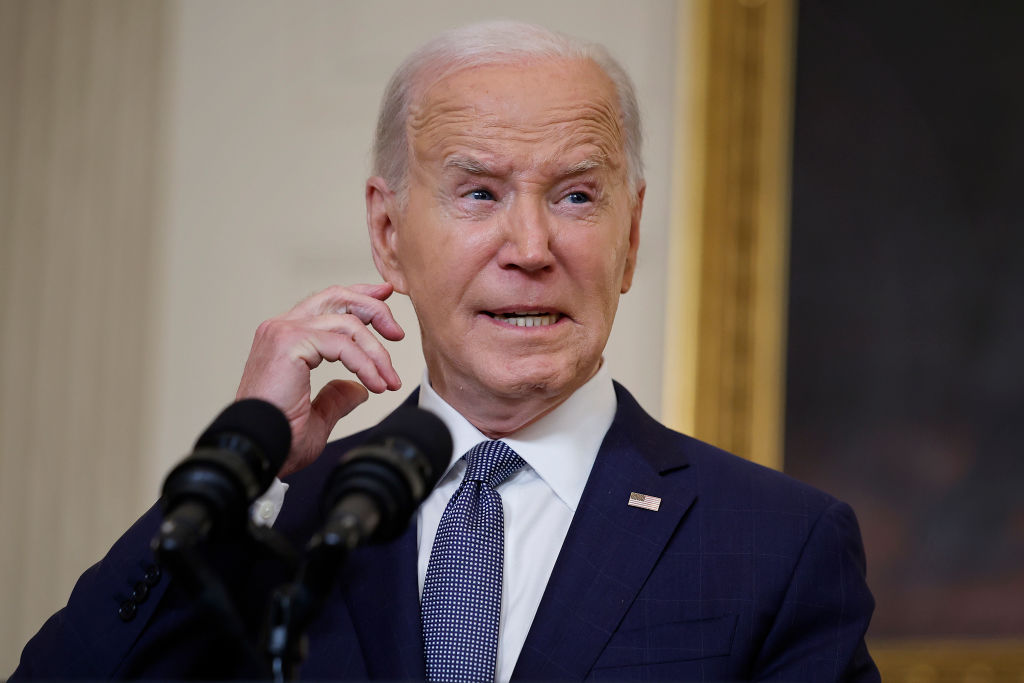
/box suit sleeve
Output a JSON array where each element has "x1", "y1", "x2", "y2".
[
  {"x1": 10, "y1": 504, "x2": 171, "y2": 679},
  {"x1": 751, "y1": 500, "x2": 881, "y2": 682},
  {"x1": 11, "y1": 502, "x2": 283, "y2": 679}
]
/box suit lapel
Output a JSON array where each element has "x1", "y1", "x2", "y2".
[
  {"x1": 297, "y1": 391, "x2": 426, "y2": 680},
  {"x1": 340, "y1": 391, "x2": 426, "y2": 679},
  {"x1": 340, "y1": 521, "x2": 425, "y2": 679},
  {"x1": 512, "y1": 384, "x2": 696, "y2": 680}
]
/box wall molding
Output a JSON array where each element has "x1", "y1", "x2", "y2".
[
  {"x1": 0, "y1": 0, "x2": 166, "y2": 671},
  {"x1": 663, "y1": 0, "x2": 794, "y2": 470}
]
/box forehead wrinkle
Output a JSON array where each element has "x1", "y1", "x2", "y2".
[
  {"x1": 407, "y1": 68, "x2": 628, "y2": 183},
  {"x1": 528, "y1": 100, "x2": 623, "y2": 141},
  {"x1": 420, "y1": 122, "x2": 625, "y2": 179},
  {"x1": 442, "y1": 148, "x2": 612, "y2": 185},
  {"x1": 407, "y1": 100, "x2": 477, "y2": 148},
  {"x1": 434, "y1": 126, "x2": 623, "y2": 184},
  {"x1": 409, "y1": 89, "x2": 625, "y2": 141}
]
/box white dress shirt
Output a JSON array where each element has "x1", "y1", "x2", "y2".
[{"x1": 417, "y1": 364, "x2": 617, "y2": 682}]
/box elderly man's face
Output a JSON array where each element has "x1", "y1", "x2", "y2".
[{"x1": 369, "y1": 58, "x2": 642, "y2": 423}]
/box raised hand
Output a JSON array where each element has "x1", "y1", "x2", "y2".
[{"x1": 235, "y1": 283, "x2": 405, "y2": 477}]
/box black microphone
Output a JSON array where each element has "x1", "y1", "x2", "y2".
[
  {"x1": 155, "y1": 398, "x2": 291, "y2": 551},
  {"x1": 315, "y1": 406, "x2": 452, "y2": 552}
]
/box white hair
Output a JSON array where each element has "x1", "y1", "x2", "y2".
[{"x1": 372, "y1": 20, "x2": 644, "y2": 199}]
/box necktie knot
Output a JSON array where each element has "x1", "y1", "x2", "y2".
[{"x1": 463, "y1": 440, "x2": 526, "y2": 489}]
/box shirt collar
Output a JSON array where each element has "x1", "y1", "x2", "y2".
[{"x1": 417, "y1": 363, "x2": 617, "y2": 513}]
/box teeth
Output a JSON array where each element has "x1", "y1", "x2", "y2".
[{"x1": 495, "y1": 312, "x2": 559, "y2": 327}]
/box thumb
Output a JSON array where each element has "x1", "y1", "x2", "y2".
[{"x1": 311, "y1": 379, "x2": 370, "y2": 436}]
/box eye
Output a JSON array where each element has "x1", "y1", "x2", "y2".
[
  {"x1": 565, "y1": 191, "x2": 591, "y2": 204},
  {"x1": 466, "y1": 188, "x2": 495, "y2": 201}
]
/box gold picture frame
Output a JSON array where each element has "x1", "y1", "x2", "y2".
[{"x1": 662, "y1": 1, "x2": 1024, "y2": 679}]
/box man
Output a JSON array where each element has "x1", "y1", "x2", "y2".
[{"x1": 14, "y1": 21, "x2": 878, "y2": 681}]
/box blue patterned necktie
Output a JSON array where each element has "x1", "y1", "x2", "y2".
[{"x1": 422, "y1": 440, "x2": 526, "y2": 683}]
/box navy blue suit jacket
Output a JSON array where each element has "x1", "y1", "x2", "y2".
[{"x1": 13, "y1": 384, "x2": 879, "y2": 680}]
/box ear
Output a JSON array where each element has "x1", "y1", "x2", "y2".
[
  {"x1": 366, "y1": 176, "x2": 409, "y2": 293},
  {"x1": 620, "y1": 183, "x2": 645, "y2": 294}
]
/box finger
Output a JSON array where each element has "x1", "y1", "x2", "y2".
[
  {"x1": 342, "y1": 295, "x2": 406, "y2": 342},
  {"x1": 291, "y1": 314, "x2": 402, "y2": 389},
  {"x1": 288, "y1": 283, "x2": 392, "y2": 317},
  {"x1": 345, "y1": 321, "x2": 402, "y2": 390},
  {"x1": 311, "y1": 379, "x2": 369, "y2": 438},
  {"x1": 277, "y1": 379, "x2": 372, "y2": 479},
  {"x1": 287, "y1": 284, "x2": 405, "y2": 341},
  {"x1": 299, "y1": 330, "x2": 394, "y2": 394},
  {"x1": 346, "y1": 282, "x2": 396, "y2": 299}
]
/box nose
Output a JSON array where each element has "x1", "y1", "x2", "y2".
[{"x1": 497, "y1": 197, "x2": 554, "y2": 272}]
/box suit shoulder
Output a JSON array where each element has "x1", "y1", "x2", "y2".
[
  {"x1": 610, "y1": 382, "x2": 840, "y2": 518},
  {"x1": 685, "y1": 434, "x2": 838, "y2": 515}
]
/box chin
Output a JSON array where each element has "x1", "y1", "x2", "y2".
[{"x1": 481, "y1": 359, "x2": 583, "y2": 400}]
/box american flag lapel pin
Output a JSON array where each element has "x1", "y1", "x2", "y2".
[{"x1": 627, "y1": 491, "x2": 662, "y2": 511}]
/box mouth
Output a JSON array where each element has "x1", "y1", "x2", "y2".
[{"x1": 483, "y1": 310, "x2": 564, "y2": 328}]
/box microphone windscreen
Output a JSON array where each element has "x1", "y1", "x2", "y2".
[
  {"x1": 195, "y1": 398, "x2": 292, "y2": 475},
  {"x1": 365, "y1": 406, "x2": 452, "y2": 486}
]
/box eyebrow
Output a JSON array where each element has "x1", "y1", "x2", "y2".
[
  {"x1": 563, "y1": 157, "x2": 603, "y2": 175},
  {"x1": 443, "y1": 155, "x2": 494, "y2": 175}
]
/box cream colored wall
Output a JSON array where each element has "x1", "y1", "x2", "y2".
[
  {"x1": 1, "y1": 0, "x2": 688, "y2": 673},
  {"x1": 0, "y1": 0, "x2": 166, "y2": 673}
]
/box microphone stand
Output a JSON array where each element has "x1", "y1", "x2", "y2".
[
  {"x1": 264, "y1": 492, "x2": 380, "y2": 683},
  {"x1": 155, "y1": 521, "x2": 270, "y2": 677},
  {"x1": 154, "y1": 508, "x2": 301, "y2": 680}
]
